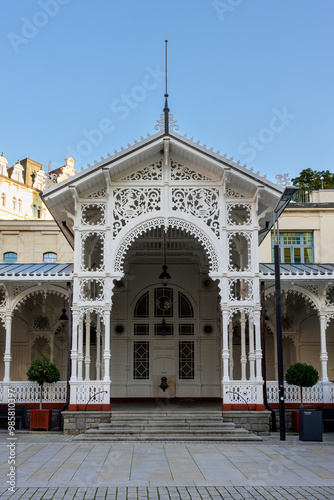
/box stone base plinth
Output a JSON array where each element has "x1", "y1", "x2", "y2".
[
  {"x1": 222, "y1": 410, "x2": 271, "y2": 435},
  {"x1": 62, "y1": 411, "x2": 112, "y2": 435}
]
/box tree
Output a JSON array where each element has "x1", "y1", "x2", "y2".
[
  {"x1": 285, "y1": 362, "x2": 319, "y2": 406},
  {"x1": 291, "y1": 168, "x2": 334, "y2": 191},
  {"x1": 27, "y1": 357, "x2": 60, "y2": 410}
]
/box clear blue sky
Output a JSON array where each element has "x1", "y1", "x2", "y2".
[{"x1": 1, "y1": 0, "x2": 334, "y2": 183}]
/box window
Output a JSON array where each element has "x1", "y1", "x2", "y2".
[
  {"x1": 134, "y1": 291, "x2": 149, "y2": 318},
  {"x1": 43, "y1": 252, "x2": 57, "y2": 263},
  {"x1": 32, "y1": 205, "x2": 37, "y2": 217},
  {"x1": 3, "y1": 252, "x2": 17, "y2": 263},
  {"x1": 133, "y1": 341, "x2": 149, "y2": 379},
  {"x1": 18, "y1": 199, "x2": 22, "y2": 212},
  {"x1": 37, "y1": 207, "x2": 42, "y2": 219},
  {"x1": 272, "y1": 232, "x2": 313, "y2": 264},
  {"x1": 179, "y1": 341, "x2": 195, "y2": 379},
  {"x1": 12, "y1": 197, "x2": 17, "y2": 211},
  {"x1": 1, "y1": 193, "x2": 5, "y2": 207}
]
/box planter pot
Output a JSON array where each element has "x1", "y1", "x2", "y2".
[{"x1": 30, "y1": 409, "x2": 52, "y2": 431}]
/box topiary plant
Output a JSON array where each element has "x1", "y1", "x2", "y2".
[
  {"x1": 27, "y1": 357, "x2": 60, "y2": 409},
  {"x1": 285, "y1": 362, "x2": 319, "y2": 406}
]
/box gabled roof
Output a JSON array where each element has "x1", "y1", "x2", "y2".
[{"x1": 42, "y1": 115, "x2": 283, "y2": 246}]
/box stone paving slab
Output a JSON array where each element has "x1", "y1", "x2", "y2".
[
  {"x1": 1, "y1": 486, "x2": 334, "y2": 499},
  {"x1": 1, "y1": 434, "x2": 334, "y2": 493}
]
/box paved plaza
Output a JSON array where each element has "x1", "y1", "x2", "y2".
[{"x1": 0, "y1": 433, "x2": 334, "y2": 499}]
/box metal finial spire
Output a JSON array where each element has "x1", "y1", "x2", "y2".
[{"x1": 163, "y1": 40, "x2": 169, "y2": 134}]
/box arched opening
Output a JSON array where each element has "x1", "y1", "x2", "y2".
[
  {"x1": 0, "y1": 290, "x2": 69, "y2": 382},
  {"x1": 264, "y1": 289, "x2": 321, "y2": 379},
  {"x1": 109, "y1": 226, "x2": 221, "y2": 399}
]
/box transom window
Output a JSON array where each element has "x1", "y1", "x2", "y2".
[
  {"x1": 133, "y1": 287, "x2": 195, "y2": 336},
  {"x1": 43, "y1": 252, "x2": 57, "y2": 263},
  {"x1": 272, "y1": 232, "x2": 313, "y2": 264},
  {"x1": 3, "y1": 252, "x2": 17, "y2": 263}
]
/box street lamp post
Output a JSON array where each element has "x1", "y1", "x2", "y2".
[{"x1": 273, "y1": 186, "x2": 298, "y2": 441}]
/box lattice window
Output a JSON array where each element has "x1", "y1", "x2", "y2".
[
  {"x1": 172, "y1": 188, "x2": 220, "y2": 237},
  {"x1": 179, "y1": 341, "x2": 195, "y2": 379},
  {"x1": 228, "y1": 232, "x2": 252, "y2": 272},
  {"x1": 133, "y1": 341, "x2": 149, "y2": 379},
  {"x1": 226, "y1": 203, "x2": 252, "y2": 226},
  {"x1": 229, "y1": 278, "x2": 254, "y2": 301},
  {"x1": 79, "y1": 279, "x2": 105, "y2": 302},
  {"x1": 81, "y1": 203, "x2": 106, "y2": 226},
  {"x1": 80, "y1": 232, "x2": 105, "y2": 272}
]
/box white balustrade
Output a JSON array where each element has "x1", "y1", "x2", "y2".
[
  {"x1": 73, "y1": 381, "x2": 109, "y2": 405},
  {"x1": 0, "y1": 381, "x2": 67, "y2": 403},
  {"x1": 224, "y1": 381, "x2": 260, "y2": 404},
  {"x1": 0, "y1": 380, "x2": 331, "y2": 405},
  {"x1": 266, "y1": 381, "x2": 324, "y2": 404}
]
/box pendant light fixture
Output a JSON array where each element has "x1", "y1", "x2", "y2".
[{"x1": 159, "y1": 227, "x2": 171, "y2": 286}]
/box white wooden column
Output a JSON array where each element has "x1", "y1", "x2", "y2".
[
  {"x1": 84, "y1": 312, "x2": 91, "y2": 381},
  {"x1": 319, "y1": 315, "x2": 329, "y2": 382},
  {"x1": 103, "y1": 311, "x2": 111, "y2": 382},
  {"x1": 3, "y1": 313, "x2": 13, "y2": 383},
  {"x1": 101, "y1": 326, "x2": 105, "y2": 379},
  {"x1": 254, "y1": 311, "x2": 263, "y2": 381},
  {"x1": 240, "y1": 311, "x2": 247, "y2": 380},
  {"x1": 77, "y1": 319, "x2": 84, "y2": 381},
  {"x1": 70, "y1": 311, "x2": 79, "y2": 382},
  {"x1": 222, "y1": 311, "x2": 229, "y2": 382},
  {"x1": 248, "y1": 317, "x2": 255, "y2": 381},
  {"x1": 96, "y1": 315, "x2": 101, "y2": 380},
  {"x1": 228, "y1": 321, "x2": 234, "y2": 379}
]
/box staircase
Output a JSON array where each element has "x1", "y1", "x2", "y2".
[{"x1": 74, "y1": 410, "x2": 262, "y2": 441}]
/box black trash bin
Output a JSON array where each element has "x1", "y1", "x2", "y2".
[{"x1": 299, "y1": 406, "x2": 323, "y2": 441}]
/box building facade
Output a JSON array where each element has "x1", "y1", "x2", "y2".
[{"x1": 0, "y1": 116, "x2": 333, "y2": 416}]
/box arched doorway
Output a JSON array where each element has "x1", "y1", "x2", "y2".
[{"x1": 109, "y1": 226, "x2": 221, "y2": 400}]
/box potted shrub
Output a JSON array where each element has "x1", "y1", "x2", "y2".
[
  {"x1": 285, "y1": 362, "x2": 322, "y2": 441},
  {"x1": 285, "y1": 362, "x2": 319, "y2": 406},
  {"x1": 27, "y1": 357, "x2": 60, "y2": 431}
]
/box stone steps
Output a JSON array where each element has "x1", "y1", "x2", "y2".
[{"x1": 74, "y1": 410, "x2": 262, "y2": 442}]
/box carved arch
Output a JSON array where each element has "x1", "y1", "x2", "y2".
[
  {"x1": 264, "y1": 284, "x2": 320, "y2": 313},
  {"x1": 12, "y1": 285, "x2": 68, "y2": 313},
  {"x1": 113, "y1": 217, "x2": 220, "y2": 275}
]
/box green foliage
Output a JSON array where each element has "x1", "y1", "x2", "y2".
[
  {"x1": 27, "y1": 357, "x2": 60, "y2": 386},
  {"x1": 291, "y1": 168, "x2": 334, "y2": 191},
  {"x1": 285, "y1": 362, "x2": 319, "y2": 388}
]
